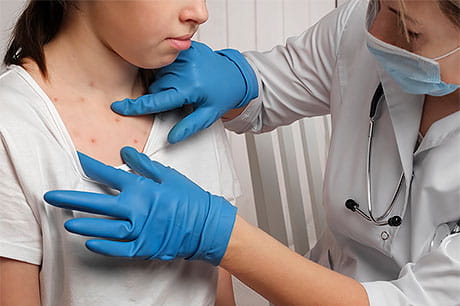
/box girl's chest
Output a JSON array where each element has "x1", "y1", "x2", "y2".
[{"x1": 54, "y1": 104, "x2": 155, "y2": 167}]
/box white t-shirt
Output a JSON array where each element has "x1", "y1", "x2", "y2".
[{"x1": 0, "y1": 65, "x2": 241, "y2": 306}]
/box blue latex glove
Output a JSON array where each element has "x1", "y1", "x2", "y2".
[
  {"x1": 111, "y1": 41, "x2": 259, "y2": 144},
  {"x1": 44, "y1": 147, "x2": 237, "y2": 266}
]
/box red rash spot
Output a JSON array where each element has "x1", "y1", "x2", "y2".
[
  {"x1": 115, "y1": 118, "x2": 121, "y2": 122},
  {"x1": 53, "y1": 97, "x2": 58, "y2": 102},
  {"x1": 90, "y1": 138, "x2": 96, "y2": 144},
  {"x1": 80, "y1": 97, "x2": 85, "y2": 102},
  {"x1": 89, "y1": 81, "x2": 95, "y2": 87},
  {"x1": 133, "y1": 139, "x2": 139, "y2": 144}
]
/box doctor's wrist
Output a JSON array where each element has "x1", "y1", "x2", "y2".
[
  {"x1": 221, "y1": 105, "x2": 249, "y2": 122},
  {"x1": 215, "y1": 49, "x2": 259, "y2": 109}
]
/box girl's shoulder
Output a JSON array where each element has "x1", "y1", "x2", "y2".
[
  {"x1": 0, "y1": 65, "x2": 55, "y2": 132},
  {"x1": 0, "y1": 65, "x2": 39, "y2": 100}
]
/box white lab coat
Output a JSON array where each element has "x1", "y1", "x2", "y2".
[{"x1": 224, "y1": 0, "x2": 460, "y2": 305}]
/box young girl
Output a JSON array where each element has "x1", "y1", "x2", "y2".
[{"x1": 0, "y1": 1, "x2": 239, "y2": 305}]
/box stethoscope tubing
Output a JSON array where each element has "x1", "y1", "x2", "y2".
[{"x1": 346, "y1": 83, "x2": 403, "y2": 227}]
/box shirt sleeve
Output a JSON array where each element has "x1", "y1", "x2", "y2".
[
  {"x1": 0, "y1": 131, "x2": 42, "y2": 265},
  {"x1": 224, "y1": 0, "x2": 359, "y2": 134},
  {"x1": 362, "y1": 233, "x2": 460, "y2": 306}
]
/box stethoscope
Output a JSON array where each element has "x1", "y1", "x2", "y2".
[
  {"x1": 344, "y1": 83, "x2": 460, "y2": 244},
  {"x1": 345, "y1": 83, "x2": 403, "y2": 227}
]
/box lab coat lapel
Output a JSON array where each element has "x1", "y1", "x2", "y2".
[{"x1": 378, "y1": 67, "x2": 424, "y2": 191}]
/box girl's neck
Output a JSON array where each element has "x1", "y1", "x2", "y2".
[
  {"x1": 20, "y1": 9, "x2": 155, "y2": 168},
  {"x1": 23, "y1": 8, "x2": 145, "y2": 106}
]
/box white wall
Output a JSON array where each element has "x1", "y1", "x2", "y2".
[
  {"x1": 0, "y1": 0, "x2": 26, "y2": 70},
  {"x1": 0, "y1": 1, "x2": 341, "y2": 305}
]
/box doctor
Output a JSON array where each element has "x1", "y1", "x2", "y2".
[{"x1": 45, "y1": 0, "x2": 460, "y2": 305}]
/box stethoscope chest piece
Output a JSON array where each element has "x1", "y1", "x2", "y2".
[{"x1": 345, "y1": 199, "x2": 402, "y2": 227}]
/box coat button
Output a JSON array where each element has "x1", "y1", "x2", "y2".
[{"x1": 381, "y1": 231, "x2": 390, "y2": 240}]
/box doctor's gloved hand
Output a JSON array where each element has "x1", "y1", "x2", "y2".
[
  {"x1": 111, "y1": 41, "x2": 259, "y2": 144},
  {"x1": 44, "y1": 147, "x2": 237, "y2": 266}
]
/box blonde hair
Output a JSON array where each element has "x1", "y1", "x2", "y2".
[{"x1": 398, "y1": 0, "x2": 460, "y2": 41}]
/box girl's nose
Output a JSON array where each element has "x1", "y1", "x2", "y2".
[{"x1": 180, "y1": 0, "x2": 209, "y2": 25}]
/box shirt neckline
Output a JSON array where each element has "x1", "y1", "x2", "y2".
[{"x1": 8, "y1": 64, "x2": 161, "y2": 181}]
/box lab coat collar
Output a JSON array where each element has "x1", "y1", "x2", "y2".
[{"x1": 377, "y1": 65, "x2": 424, "y2": 189}]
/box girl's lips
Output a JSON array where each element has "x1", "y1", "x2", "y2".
[{"x1": 168, "y1": 38, "x2": 192, "y2": 51}]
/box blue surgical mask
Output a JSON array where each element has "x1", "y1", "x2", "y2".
[{"x1": 366, "y1": 2, "x2": 460, "y2": 96}]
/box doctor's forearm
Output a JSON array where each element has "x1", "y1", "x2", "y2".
[{"x1": 221, "y1": 216, "x2": 370, "y2": 306}]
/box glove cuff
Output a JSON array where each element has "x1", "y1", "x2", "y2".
[
  {"x1": 216, "y1": 49, "x2": 259, "y2": 109},
  {"x1": 187, "y1": 194, "x2": 238, "y2": 266}
]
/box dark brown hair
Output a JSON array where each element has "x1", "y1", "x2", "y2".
[{"x1": 3, "y1": 0, "x2": 155, "y2": 89}]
